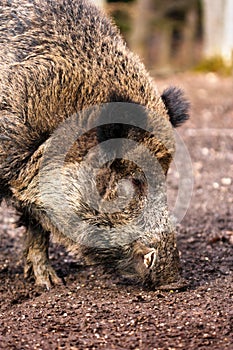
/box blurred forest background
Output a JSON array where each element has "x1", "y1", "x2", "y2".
[{"x1": 93, "y1": 0, "x2": 233, "y2": 75}]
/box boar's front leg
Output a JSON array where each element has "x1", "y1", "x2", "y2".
[{"x1": 24, "y1": 222, "x2": 63, "y2": 289}]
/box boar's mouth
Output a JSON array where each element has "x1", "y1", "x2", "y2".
[
  {"x1": 119, "y1": 237, "x2": 186, "y2": 290},
  {"x1": 80, "y1": 237, "x2": 186, "y2": 290},
  {"x1": 142, "y1": 255, "x2": 184, "y2": 290},
  {"x1": 143, "y1": 252, "x2": 187, "y2": 290},
  {"x1": 142, "y1": 236, "x2": 187, "y2": 290}
]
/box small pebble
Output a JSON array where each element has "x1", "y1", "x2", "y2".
[
  {"x1": 221, "y1": 178, "x2": 232, "y2": 186},
  {"x1": 201, "y1": 147, "x2": 209, "y2": 156}
]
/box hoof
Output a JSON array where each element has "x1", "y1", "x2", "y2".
[
  {"x1": 24, "y1": 261, "x2": 64, "y2": 289},
  {"x1": 34, "y1": 265, "x2": 64, "y2": 290}
]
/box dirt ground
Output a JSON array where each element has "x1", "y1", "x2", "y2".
[{"x1": 0, "y1": 73, "x2": 232, "y2": 350}]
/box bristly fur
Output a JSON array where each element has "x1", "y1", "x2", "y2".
[
  {"x1": 161, "y1": 87, "x2": 190, "y2": 128},
  {"x1": 0, "y1": 0, "x2": 186, "y2": 289}
]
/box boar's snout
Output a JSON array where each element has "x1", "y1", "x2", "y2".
[
  {"x1": 147, "y1": 241, "x2": 186, "y2": 290},
  {"x1": 116, "y1": 234, "x2": 185, "y2": 290}
]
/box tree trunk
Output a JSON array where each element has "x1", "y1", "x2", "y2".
[
  {"x1": 203, "y1": 0, "x2": 233, "y2": 65},
  {"x1": 179, "y1": 6, "x2": 198, "y2": 67},
  {"x1": 222, "y1": 0, "x2": 233, "y2": 64},
  {"x1": 130, "y1": 0, "x2": 154, "y2": 64}
]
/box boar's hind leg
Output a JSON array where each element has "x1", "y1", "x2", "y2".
[{"x1": 24, "y1": 223, "x2": 62, "y2": 289}]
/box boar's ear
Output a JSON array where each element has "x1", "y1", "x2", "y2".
[
  {"x1": 161, "y1": 87, "x2": 190, "y2": 127},
  {"x1": 144, "y1": 249, "x2": 156, "y2": 269}
]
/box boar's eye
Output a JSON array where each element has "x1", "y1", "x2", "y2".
[{"x1": 143, "y1": 249, "x2": 156, "y2": 269}]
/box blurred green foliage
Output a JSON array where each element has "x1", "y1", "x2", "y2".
[{"x1": 195, "y1": 56, "x2": 233, "y2": 75}]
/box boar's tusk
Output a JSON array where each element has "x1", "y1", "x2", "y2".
[{"x1": 144, "y1": 249, "x2": 156, "y2": 269}]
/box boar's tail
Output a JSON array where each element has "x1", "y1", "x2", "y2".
[{"x1": 161, "y1": 87, "x2": 190, "y2": 128}]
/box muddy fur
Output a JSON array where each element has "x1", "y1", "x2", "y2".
[{"x1": 0, "y1": 0, "x2": 189, "y2": 289}]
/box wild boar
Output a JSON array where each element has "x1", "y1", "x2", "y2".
[{"x1": 0, "y1": 0, "x2": 189, "y2": 289}]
